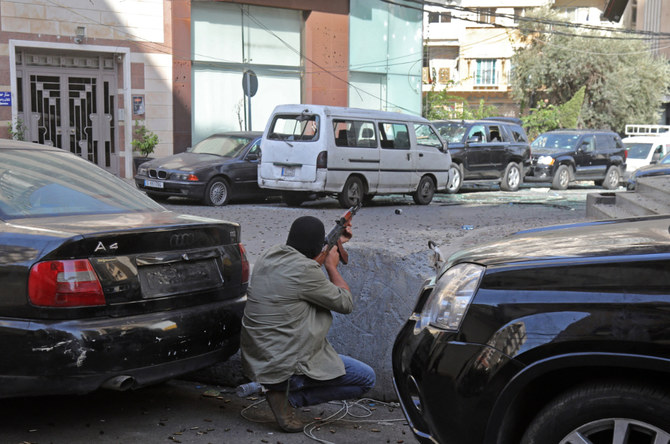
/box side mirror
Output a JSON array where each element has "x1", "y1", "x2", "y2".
[{"x1": 246, "y1": 152, "x2": 260, "y2": 161}]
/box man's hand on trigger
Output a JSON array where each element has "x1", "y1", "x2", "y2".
[{"x1": 325, "y1": 245, "x2": 341, "y2": 269}]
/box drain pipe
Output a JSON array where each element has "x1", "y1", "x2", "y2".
[{"x1": 101, "y1": 375, "x2": 135, "y2": 391}]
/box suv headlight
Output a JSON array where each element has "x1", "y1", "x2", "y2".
[
  {"x1": 414, "y1": 263, "x2": 484, "y2": 333},
  {"x1": 537, "y1": 155, "x2": 555, "y2": 166}
]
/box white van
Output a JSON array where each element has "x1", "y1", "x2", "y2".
[
  {"x1": 257, "y1": 104, "x2": 452, "y2": 207},
  {"x1": 623, "y1": 124, "x2": 670, "y2": 178}
]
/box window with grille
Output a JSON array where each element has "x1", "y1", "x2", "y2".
[{"x1": 476, "y1": 59, "x2": 496, "y2": 85}]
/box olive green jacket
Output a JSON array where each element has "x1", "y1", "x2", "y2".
[{"x1": 240, "y1": 244, "x2": 353, "y2": 384}]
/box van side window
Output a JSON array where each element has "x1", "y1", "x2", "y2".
[
  {"x1": 333, "y1": 120, "x2": 377, "y2": 148},
  {"x1": 413, "y1": 124, "x2": 442, "y2": 148},
  {"x1": 379, "y1": 123, "x2": 410, "y2": 150},
  {"x1": 268, "y1": 114, "x2": 319, "y2": 142}
]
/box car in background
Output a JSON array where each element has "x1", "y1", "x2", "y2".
[
  {"x1": 525, "y1": 129, "x2": 626, "y2": 190},
  {"x1": 0, "y1": 139, "x2": 248, "y2": 398},
  {"x1": 622, "y1": 124, "x2": 670, "y2": 178},
  {"x1": 393, "y1": 215, "x2": 670, "y2": 444},
  {"x1": 627, "y1": 152, "x2": 670, "y2": 190},
  {"x1": 432, "y1": 119, "x2": 531, "y2": 194},
  {"x1": 135, "y1": 131, "x2": 277, "y2": 206}
]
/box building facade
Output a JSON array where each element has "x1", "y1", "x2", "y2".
[
  {"x1": 423, "y1": 0, "x2": 622, "y2": 117},
  {"x1": 0, "y1": 0, "x2": 422, "y2": 178}
]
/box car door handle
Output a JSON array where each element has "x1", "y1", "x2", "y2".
[
  {"x1": 419, "y1": 153, "x2": 424, "y2": 157},
  {"x1": 407, "y1": 153, "x2": 411, "y2": 161}
]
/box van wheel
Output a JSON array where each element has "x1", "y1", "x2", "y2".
[
  {"x1": 413, "y1": 176, "x2": 435, "y2": 205},
  {"x1": 602, "y1": 166, "x2": 621, "y2": 190},
  {"x1": 446, "y1": 163, "x2": 463, "y2": 194},
  {"x1": 521, "y1": 382, "x2": 670, "y2": 444},
  {"x1": 282, "y1": 191, "x2": 306, "y2": 207},
  {"x1": 204, "y1": 178, "x2": 230, "y2": 206},
  {"x1": 551, "y1": 165, "x2": 570, "y2": 190},
  {"x1": 500, "y1": 162, "x2": 522, "y2": 191},
  {"x1": 338, "y1": 176, "x2": 363, "y2": 208}
]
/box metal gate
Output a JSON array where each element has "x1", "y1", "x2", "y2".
[{"x1": 15, "y1": 53, "x2": 119, "y2": 174}]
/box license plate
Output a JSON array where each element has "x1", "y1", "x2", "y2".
[
  {"x1": 144, "y1": 179, "x2": 164, "y2": 189},
  {"x1": 281, "y1": 167, "x2": 295, "y2": 177},
  {"x1": 139, "y1": 259, "x2": 223, "y2": 298}
]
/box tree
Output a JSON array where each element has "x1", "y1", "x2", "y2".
[
  {"x1": 424, "y1": 81, "x2": 500, "y2": 120},
  {"x1": 523, "y1": 86, "x2": 585, "y2": 140},
  {"x1": 511, "y1": 7, "x2": 670, "y2": 132}
]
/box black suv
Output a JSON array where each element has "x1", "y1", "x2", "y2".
[
  {"x1": 432, "y1": 119, "x2": 531, "y2": 193},
  {"x1": 526, "y1": 129, "x2": 627, "y2": 190},
  {"x1": 393, "y1": 215, "x2": 670, "y2": 444}
]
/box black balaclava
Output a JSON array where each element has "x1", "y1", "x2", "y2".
[{"x1": 286, "y1": 216, "x2": 325, "y2": 259}]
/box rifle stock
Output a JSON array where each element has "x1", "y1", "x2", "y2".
[{"x1": 315, "y1": 202, "x2": 361, "y2": 265}]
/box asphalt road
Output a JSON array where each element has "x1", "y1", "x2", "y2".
[{"x1": 0, "y1": 182, "x2": 608, "y2": 444}]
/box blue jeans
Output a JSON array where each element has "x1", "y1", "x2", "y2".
[{"x1": 265, "y1": 355, "x2": 375, "y2": 408}]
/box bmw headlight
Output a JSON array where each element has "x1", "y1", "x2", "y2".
[
  {"x1": 137, "y1": 166, "x2": 148, "y2": 176},
  {"x1": 537, "y1": 155, "x2": 555, "y2": 166},
  {"x1": 413, "y1": 263, "x2": 484, "y2": 333}
]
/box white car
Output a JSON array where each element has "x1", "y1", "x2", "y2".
[{"x1": 622, "y1": 124, "x2": 670, "y2": 178}]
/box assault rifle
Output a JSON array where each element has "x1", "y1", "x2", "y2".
[{"x1": 315, "y1": 202, "x2": 362, "y2": 265}]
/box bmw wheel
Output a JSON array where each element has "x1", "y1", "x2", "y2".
[
  {"x1": 521, "y1": 382, "x2": 670, "y2": 444},
  {"x1": 204, "y1": 178, "x2": 231, "y2": 206}
]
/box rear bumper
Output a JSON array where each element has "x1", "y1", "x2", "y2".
[
  {"x1": 258, "y1": 169, "x2": 327, "y2": 192},
  {"x1": 0, "y1": 297, "x2": 245, "y2": 398}
]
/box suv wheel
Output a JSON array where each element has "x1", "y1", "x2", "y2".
[
  {"x1": 413, "y1": 175, "x2": 435, "y2": 205},
  {"x1": 551, "y1": 165, "x2": 571, "y2": 190},
  {"x1": 521, "y1": 382, "x2": 670, "y2": 444},
  {"x1": 447, "y1": 164, "x2": 463, "y2": 194},
  {"x1": 602, "y1": 166, "x2": 621, "y2": 190},
  {"x1": 500, "y1": 162, "x2": 522, "y2": 192}
]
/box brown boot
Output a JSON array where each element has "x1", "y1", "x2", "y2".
[{"x1": 266, "y1": 390, "x2": 304, "y2": 433}]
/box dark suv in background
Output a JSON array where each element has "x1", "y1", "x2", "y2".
[
  {"x1": 432, "y1": 119, "x2": 531, "y2": 193},
  {"x1": 525, "y1": 129, "x2": 626, "y2": 190}
]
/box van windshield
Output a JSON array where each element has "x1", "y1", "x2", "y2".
[
  {"x1": 624, "y1": 142, "x2": 653, "y2": 159},
  {"x1": 268, "y1": 114, "x2": 320, "y2": 142}
]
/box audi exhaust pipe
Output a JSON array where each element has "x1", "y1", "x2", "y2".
[{"x1": 101, "y1": 375, "x2": 135, "y2": 391}]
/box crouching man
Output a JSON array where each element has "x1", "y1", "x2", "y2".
[{"x1": 240, "y1": 215, "x2": 375, "y2": 432}]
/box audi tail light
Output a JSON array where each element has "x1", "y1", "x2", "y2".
[
  {"x1": 29, "y1": 259, "x2": 106, "y2": 307},
  {"x1": 239, "y1": 244, "x2": 250, "y2": 285}
]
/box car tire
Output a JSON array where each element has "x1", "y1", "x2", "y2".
[
  {"x1": 338, "y1": 176, "x2": 364, "y2": 208},
  {"x1": 413, "y1": 175, "x2": 435, "y2": 205},
  {"x1": 500, "y1": 162, "x2": 522, "y2": 192},
  {"x1": 602, "y1": 165, "x2": 621, "y2": 190},
  {"x1": 204, "y1": 178, "x2": 231, "y2": 206},
  {"x1": 521, "y1": 382, "x2": 670, "y2": 444},
  {"x1": 282, "y1": 191, "x2": 306, "y2": 207},
  {"x1": 446, "y1": 163, "x2": 463, "y2": 194},
  {"x1": 551, "y1": 165, "x2": 570, "y2": 190}
]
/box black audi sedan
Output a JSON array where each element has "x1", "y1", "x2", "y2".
[
  {"x1": 0, "y1": 139, "x2": 248, "y2": 398},
  {"x1": 135, "y1": 131, "x2": 277, "y2": 205},
  {"x1": 393, "y1": 215, "x2": 670, "y2": 444}
]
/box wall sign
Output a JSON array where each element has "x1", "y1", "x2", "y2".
[{"x1": 0, "y1": 92, "x2": 11, "y2": 106}]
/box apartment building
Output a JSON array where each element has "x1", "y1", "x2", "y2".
[{"x1": 423, "y1": 0, "x2": 622, "y2": 117}]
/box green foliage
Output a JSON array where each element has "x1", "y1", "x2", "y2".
[
  {"x1": 131, "y1": 120, "x2": 159, "y2": 157},
  {"x1": 7, "y1": 118, "x2": 26, "y2": 141},
  {"x1": 522, "y1": 86, "x2": 586, "y2": 140},
  {"x1": 511, "y1": 7, "x2": 670, "y2": 132},
  {"x1": 424, "y1": 85, "x2": 500, "y2": 120}
]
